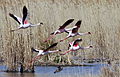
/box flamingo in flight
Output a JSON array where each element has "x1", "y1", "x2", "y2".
[
  {"x1": 60, "y1": 20, "x2": 91, "y2": 42},
  {"x1": 9, "y1": 6, "x2": 43, "y2": 32},
  {"x1": 44, "y1": 19, "x2": 74, "y2": 42},
  {"x1": 60, "y1": 38, "x2": 93, "y2": 55},
  {"x1": 31, "y1": 42, "x2": 61, "y2": 63}
]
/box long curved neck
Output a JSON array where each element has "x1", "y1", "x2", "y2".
[
  {"x1": 78, "y1": 32, "x2": 89, "y2": 36},
  {"x1": 31, "y1": 23, "x2": 41, "y2": 27},
  {"x1": 79, "y1": 46, "x2": 91, "y2": 49}
]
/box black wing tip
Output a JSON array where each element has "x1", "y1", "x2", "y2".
[
  {"x1": 67, "y1": 19, "x2": 74, "y2": 23},
  {"x1": 54, "y1": 42, "x2": 58, "y2": 45},
  {"x1": 52, "y1": 42, "x2": 58, "y2": 47},
  {"x1": 23, "y1": 6, "x2": 27, "y2": 12},
  {"x1": 69, "y1": 19, "x2": 74, "y2": 21},
  {"x1": 77, "y1": 20, "x2": 82, "y2": 24},
  {"x1": 69, "y1": 19, "x2": 74, "y2": 22},
  {"x1": 50, "y1": 32, "x2": 54, "y2": 35},
  {"x1": 23, "y1": 6, "x2": 27, "y2": 9},
  {"x1": 31, "y1": 47, "x2": 36, "y2": 52},
  {"x1": 75, "y1": 20, "x2": 82, "y2": 27},
  {"x1": 50, "y1": 42, "x2": 58, "y2": 47},
  {"x1": 9, "y1": 13, "x2": 13, "y2": 16}
]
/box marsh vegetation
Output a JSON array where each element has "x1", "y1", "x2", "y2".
[{"x1": 0, "y1": 0, "x2": 120, "y2": 76}]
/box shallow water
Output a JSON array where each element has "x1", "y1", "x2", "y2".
[{"x1": 0, "y1": 63, "x2": 109, "y2": 77}]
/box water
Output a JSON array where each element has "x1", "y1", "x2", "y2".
[{"x1": 0, "y1": 63, "x2": 109, "y2": 77}]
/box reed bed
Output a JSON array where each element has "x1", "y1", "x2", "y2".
[{"x1": 0, "y1": 0, "x2": 120, "y2": 73}]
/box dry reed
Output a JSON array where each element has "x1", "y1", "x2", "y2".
[{"x1": 0, "y1": 0, "x2": 120, "y2": 72}]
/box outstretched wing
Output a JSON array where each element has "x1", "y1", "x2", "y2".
[
  {"x1": 73, "y1": 38, "x2": 82, "y2": 45},
  {"x1": 43, "y1": 43, "x2": 58, "y2": 52},
  {"x1": 50, "y1": 32, "x2": 54, "y2": 35},
  {"x1": 71, "y1": 27, "x2": 79, "y2": 33},
  {"x1": 9, "y1": 13, "x2": 21, "y2": 24},
  {"x1": 72, "y1": 20, "x2": 82, "y2": 33},
  {"x1": 31, "y1": 47, "x2": 39, "y2": 52},
  {"x1": 22, "y1": 6, "x2": 28, "y2": 24},
  {"x1": 75, "y1": 20, "x2": 82, "y2": 28},
  {"x1": 58, "y1": 19, "x2": 74, "y2": 30}
]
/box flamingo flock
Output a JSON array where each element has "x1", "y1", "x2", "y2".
[{"x1": 9, "y1": 6, "x2": 93, "y2": 73}]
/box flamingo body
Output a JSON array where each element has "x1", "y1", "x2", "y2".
[{"x1": 61, "y1": 38, "x2": 92, "y2": 55}]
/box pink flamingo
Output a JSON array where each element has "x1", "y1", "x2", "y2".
[
  {"x1": 60, "y1": 20, "x2": 91, "y2": 42},
  {"x1": 44, "y1": 19, "x2": 74, "y2": 42},
  {"x1": 60, "y1": 38, "x2": 93, "y2": 55},
  {"x1": 9, "y1": 6, "x2": 43, "y2": 32},
  {"x1": 31, "y1": 43, "x2": 61, "y2": 63}
]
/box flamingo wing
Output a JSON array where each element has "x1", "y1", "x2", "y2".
[
  {"x1": 75, "y1": 20, "x2": 82, "y2": 28},
  {"x1": 73, "y1": 38, "x2": 82, "y2": 45},
  {"x1": 22, "y1": 6, "x2": 28, "y2": 24},
  {"x1": 71, "y1": 20, "x2": 82, "y2": 33},
  {"x1": 71, "y1": 27, "x2": 79, "y2": 33},
  {"x1": 43, "y1": 43, "x2": 58, "y2": 52},
  {"x1": 58, "y1": 19, "x2": 74, "y2": 30},
  {"x1": 50, "y1": 32, "x2": 55, "y2": 35},
  {"x1": 9, "y1": 13, "x2": 21, "y2": 24},
  {"x1": 31, "y1": 47, "x2": 39, "y2": 52}
]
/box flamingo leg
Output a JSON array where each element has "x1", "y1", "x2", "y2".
[
  {"x1": 44, "y1": 35, "x2": 55, "y2": 42},
  {"x1": 60, "y1": 50, "x2": 72, "y2": 55},
  {"x1": 60, "y1": 37, "x2": 69, "y2": 42}
]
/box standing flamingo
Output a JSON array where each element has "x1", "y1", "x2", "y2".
[
  {"x1": 44, "y1": 19, "x2": 74, "y2": 42},
  {"x1": 31, "y1": 43, "x2": 61, "y2": 63},
  {"x1": 60, "y1": 20, "x2": 91, "y2": 42},
  {"x1": 60, "y1": 38, "x2": 93, "y2": 55},
  {"x1": 9, "y1": 6, "x2": 43, "y2": 32}
]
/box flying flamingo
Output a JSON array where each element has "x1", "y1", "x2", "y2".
[
  {"x1": 44, "y1": 19, "x2": 74, "y2": 42},
  {"x1": 60, "y1": 38, "x2": 93, "y2": 55},
  {"x1": 60, "y1": 20, "x2": 91, "y2": 42},
  {"x1": 9, "y1": 6, "x2": 43, "y2": 32},
  {"x1": 31, "y1": 43, "x2": 61, "y2": 63}
]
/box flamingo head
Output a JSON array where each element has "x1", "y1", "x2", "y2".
[
  {"x1": 40, "y1": 22, "x2": 43, "y2": 25},
  {"x1": 89, "y1": 46, "x2": 93, "y2": 48},
  {"x1": 88, "y1": 32, "x2": 91, "y2": 34},
  {"x1": 56, "y1": 49, "x2": 62, "y2": 52}
]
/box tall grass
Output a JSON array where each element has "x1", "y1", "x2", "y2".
[{"x1": 0, "y1": 0, "x2": 120, "y2": 72}]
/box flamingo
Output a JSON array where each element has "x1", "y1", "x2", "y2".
[
  {"x1": 9, "y1": 6, "x2": 43, "y2": 32},
  {"x1": 60, "y1": 20, "x2": 91, "y2": 42},
  {"x1": 44, "y1": 19, "x2": 74, "y2": 42},
  {"x1": 31, "y1": 43, "x2": 61, "y2": 63},
  {"x1": 60, "y1": 38, "x2": 93, "y2": 55},
  {"x1": 54, "y1": 66, "x2": 63, "y2": 73}
]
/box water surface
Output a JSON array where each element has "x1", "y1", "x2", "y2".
[{"x1": 0, "y1": 63, "x2": 109, "y2": 77}]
